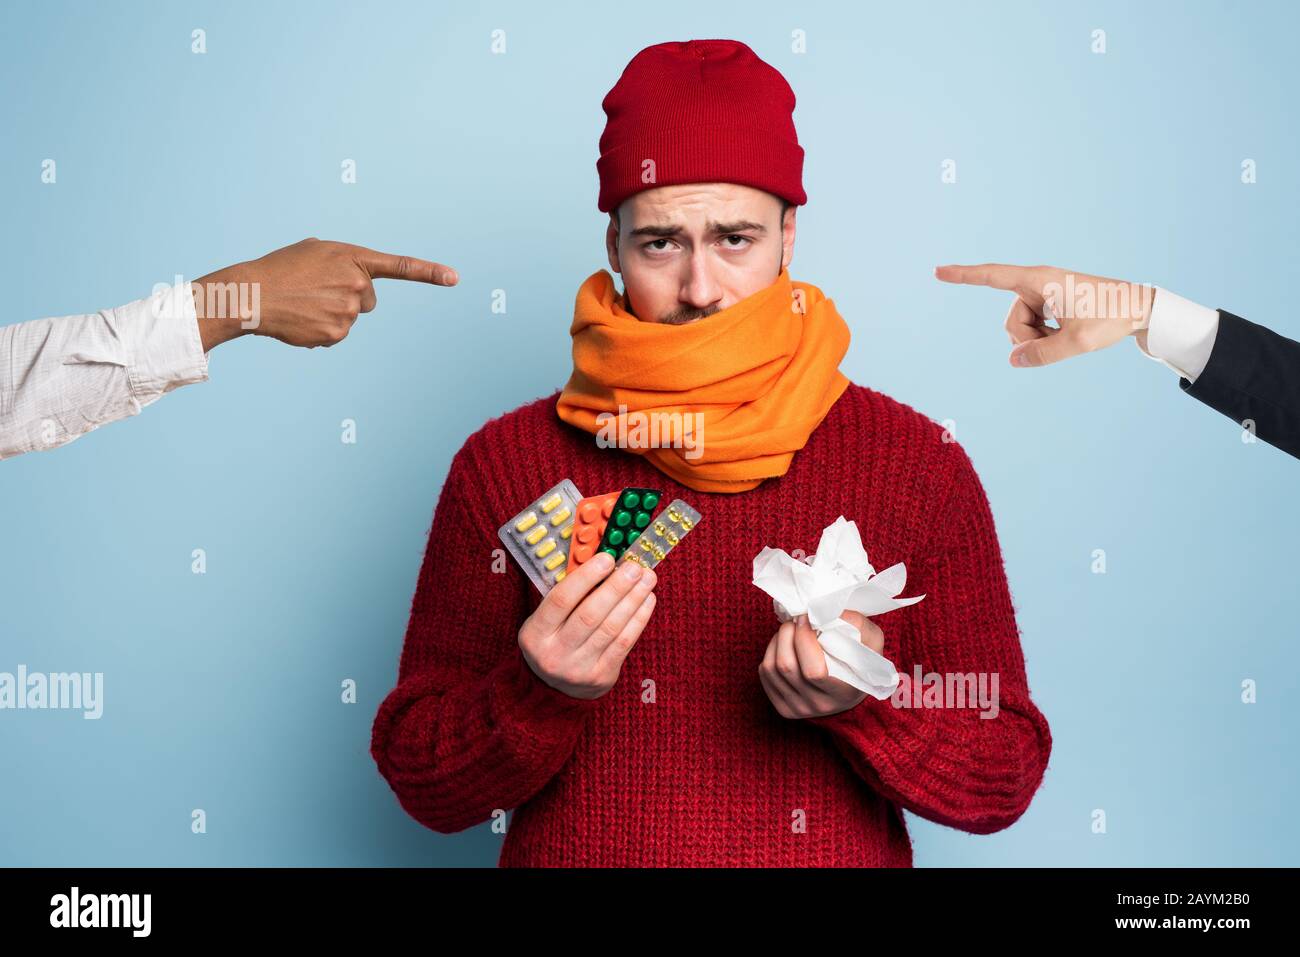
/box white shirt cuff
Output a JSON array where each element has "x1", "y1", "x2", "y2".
[
  {"x1": 1136, "y1": 287, "x2": 1220, "y2": 383},
  {"x1": 117, "y1": 281, "x2": 210, "y2": 401}
]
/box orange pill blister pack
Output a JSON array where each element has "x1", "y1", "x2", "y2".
[{"x1": 566, "y1": 491, "x2": 622, "y2": 571}]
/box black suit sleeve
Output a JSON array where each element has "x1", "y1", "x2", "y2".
[{"x1": 1178, "y1": 310, "x2": 1300, "y2": 459}]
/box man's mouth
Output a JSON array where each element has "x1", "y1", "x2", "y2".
[{"x1": 660, "y1": 309, "x2": 717, "y2": 325}]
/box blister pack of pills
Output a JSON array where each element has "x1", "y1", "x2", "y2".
[
  {"x1": 594, "y1": 487, "x2": 662, "y2": 562},
  {"x1": 497, "y1": 479, "x2": 581, "y2": 594},
  {"x1": 566, "y1": 490, "x2": 622, "y2": 572},
  {"x1": 620, "y1": 498, "x2": 701, "y2": 570}
]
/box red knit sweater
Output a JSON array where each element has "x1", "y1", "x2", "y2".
[{"x1": 371, "y1": 383, "x2": 1052, "y2": 866}]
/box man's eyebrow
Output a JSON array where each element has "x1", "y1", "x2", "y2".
[
  {"x1": 708, "y1": 220, "x2": 768, "y2": 235},
  {"x1": 628, "y1": 220, "x2": 769, "y2": 238}
]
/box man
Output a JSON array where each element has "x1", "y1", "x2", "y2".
[
  {"x1": 371, "y1": 39, "x2": 1052, "y2": 867},
  {"x1": 0, "y1": 239, "x2": 458, "y2": 459},
  {"x1": 936, "y1": 263, "x2": 1300, "y2": 459}
]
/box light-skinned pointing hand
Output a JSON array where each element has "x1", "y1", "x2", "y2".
[{"x1": 935, "y1": 263, "x2": 1156, "y2": 367}]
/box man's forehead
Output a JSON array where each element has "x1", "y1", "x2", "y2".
[{"x1": 619, "y1": 184, "x2": 780, "y2": 229}]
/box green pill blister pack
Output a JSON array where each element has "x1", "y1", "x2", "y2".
[{"x1": 594, "y1": 487, "x2": 661, "y2": 561}]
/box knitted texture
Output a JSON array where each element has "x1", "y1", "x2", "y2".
[
  {"x1": 596, "y1": 39, "x2": 807, "y2": 212},
  {"x1": 371, "y1": 383, "x2": 1052, "y2": 866}
]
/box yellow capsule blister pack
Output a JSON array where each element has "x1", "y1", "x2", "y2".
[
  {"x1": 619, "y1": 498, "x2": 701, "y2": 570},
  {"x1": 498, "y1": 479, "x2": 581, "y2": 594}
]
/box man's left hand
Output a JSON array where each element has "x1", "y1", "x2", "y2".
[{"x1": 758, "y1": 610, "x2": 883, "y2": 719}]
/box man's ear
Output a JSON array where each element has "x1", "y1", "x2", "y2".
[
  {"x1": 780, "y1": 205, "x2": 797, "y2": 272},
  {"x1": 605, "y1": 211, "x2": 622, "y2": 274}
]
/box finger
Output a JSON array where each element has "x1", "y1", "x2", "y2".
[
  {"x1": 791, "y1": 616, "x2": 829, "y2": 685},
  {"x1": 558, "y1": 559, "x2": 650, "y2": 647},
  {"x1": 351, "y1": 246, "x2": 459, "y2": 286},
  {"x1": 934, "y1": 263, "x2": 1032, "y2": 292},
  {"x1": 530, "y1": 552, "x2": 617, "y2": 635},
  {"x1": 596, "y1": 591, "x2": 656, "y2": 670},
  {"x1": 761, "y1": 630, "x2": 779, "y2": 673},
  {"x1": 760, "y1": 627, "x2": 797, "y2": 702},
  {"x1": 1010, "y1": 324, "x2": 1061, "y2": 345},
  {"x1": 1010, "y1": 330, "x2": 1087, "y2": 368},
  {"x1": 841, "y1": 609, "x2": 885, "y2": 654},
  {"x1": 759, "y1": 635, "x2": 797, "y2": 712},
  {"x1": 757, "y1": 667, "x2": 794, "y2": 718},
  {"x1": 1005, "y1": 298, "x2": 1048, "y2": 345},
  {"x1": 773, "y1": 620, "x2": 813, "y2": 699},
  {"x1": 359, "y1": 282, "x2": 377, "y2": 314},
  {"x1": 583, "y1": 565, "x2": 658, "y2": 657}
]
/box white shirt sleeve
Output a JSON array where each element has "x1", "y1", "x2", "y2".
[
  {"x1": 0, "y1": 282, "x2": 209, "y2": 460},
  {"x1": 1135, "y1": 287, "x2": 1220, "y2": 383}
]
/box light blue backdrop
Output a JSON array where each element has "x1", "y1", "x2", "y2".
[{"x1": 2, "y1": 0, "x2": 1296, "y2": 866}]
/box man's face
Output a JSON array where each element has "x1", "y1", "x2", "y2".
[{"x1": 605, "y1": 183, "x2": 797, "y2": 325}]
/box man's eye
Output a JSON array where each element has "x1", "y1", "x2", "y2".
[
  {"x1": 644, "y1": 239, "x2": 673, "y2": 252},
  {"x1": 722, "y1": 235, "x2": 752, "y2": 248}
]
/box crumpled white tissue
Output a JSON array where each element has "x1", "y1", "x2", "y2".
[{"x1": 751, "y1": 516, "x2": 926, "y2": 699}]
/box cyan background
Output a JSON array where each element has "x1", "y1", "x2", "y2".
[{"x1": 2, "y1": 0, "x2": 1295, "y2": 866}]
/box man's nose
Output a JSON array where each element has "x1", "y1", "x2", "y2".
[{"x1": 679, "y1": 254, "x2": 724, "y2": 312}]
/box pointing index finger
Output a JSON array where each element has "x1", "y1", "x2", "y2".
[
  {"x1": 351, "y1": 245, "x2": 459, "y2": 286},
  {"x1": 934, "y1": 263, "x2": 1030, "y2": 292}
]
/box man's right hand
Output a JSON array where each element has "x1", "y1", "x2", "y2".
[
  {"x1": 192, "y1": 238, "x2": 459, "y2": 351},
  {"x1": 517, "y1": 553, "x2": 659, "y2": 700}
]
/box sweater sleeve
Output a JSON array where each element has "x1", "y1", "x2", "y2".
[
  {"x1": 805, "y1": 443, "x2": 1052, "y2": 834},
  {"x1": 370, "y1": 440, "x2": 601, "y2": 834}
]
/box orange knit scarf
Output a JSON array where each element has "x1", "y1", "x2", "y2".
[{"x1": 556, "y1": 268, "x2": 851, "y2": 493}]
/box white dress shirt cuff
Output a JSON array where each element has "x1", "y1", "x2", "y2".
[
  {"x1": 116, "y1": 281, "x2": 210, "y2": 402},
  {"x1": 1136, "y1": 287, "x2": 1220, "y2": 383}
]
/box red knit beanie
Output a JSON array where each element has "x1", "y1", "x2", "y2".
[{"x1": 596, "y1": 39, "x2": 806, "y2": 213}]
